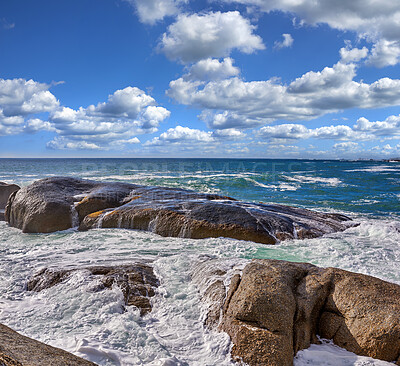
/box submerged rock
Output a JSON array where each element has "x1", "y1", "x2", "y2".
[
  {"x1": 0, "y1": 323, "x2": 96, "y2": 365},
  {"x1": 193, "y1": 258, "x2": 400, "y2": 366},
  {"x1": 0, "y1": 182, "x2": 20, "y2": 221},
  {"x1": 27, "y1": 263, "x2": 159, "y2": 316},
  {"x1": 6, "y1": 177, "x2": 354, "y2": 243}
]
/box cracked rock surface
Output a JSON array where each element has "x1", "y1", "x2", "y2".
[{"x1": 193, "y1": 258, "x2": 400, "y2": 366}]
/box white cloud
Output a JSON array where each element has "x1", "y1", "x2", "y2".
[
  {"x1": 0, "y1": 78, "x2": 170, "y2": 150},
  {"x1": 333, "y1": 141, "x2": 359, "y2": 151},
  {"x1": 220, "y1": 0, "x2": 400, "y2": 42},
  {"x1": 24, "y1": 118, "x2": 55, "y2": 134},
  {"x1": 367, "y1": 40, "x2": 400, "y2": 68},
  {"x1": 144, "y1": 125, "x2": 214, "y2": 146},
  {"x1": 48, "y1": 86, "x2": 170, "y2": 149},
  {"x1": 259, "y1": 124, "x2": 310, "y2": 139},
  {"x1": 168, "y1": 61, "x2": 400, "y2": 129},
  {"x1": 258, "y1": 114, "x2": 400, "y2": 143},
  {"x1": 0, "y1": 78, "x2": 59, "y2": 117},
  {"x1": 0, "y1": 78, "x2": 59, "y2": 136},
  {"x1": 212, "y1": 128, "x2": 245, "y2": 139},
  {"x1": 159, "y1": 11, "x2": 265, "y2": 63},
  {"x1": 123, "y1": 0, "x2": 187, "y2": 24},
  {"x1": 184, "y1": 58, "x2": 240, "y2": 81},
  {"x1": 47, "y1": 137, "x2": 102, "y2": 150},
  {"x1": 340, "y1": 45, "x2": 369, "y2": 64},
  {"x1": 274, "y1": 33, "x2": 293, "y2": 49}
]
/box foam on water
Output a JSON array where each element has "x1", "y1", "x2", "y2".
[
  {"x1": 284, "y1": 175, "x2": 343, "y2": 186},
  {"x1": 295, "y1": 339, "x2": 394, "y2": 366},
  {"x1": 1, "y1": 158, "x2": 399, "y2": 365},
  {"x1": 0, "y1": 215, "x2": 399, "y2": 365}
]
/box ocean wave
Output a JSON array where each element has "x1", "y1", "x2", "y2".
[
  {"x1": 346, "y1": 165, "x2": 400, "y2": 173},
  {"x1": 284, "y1": 175, "x2": 343, "y2": 186}
]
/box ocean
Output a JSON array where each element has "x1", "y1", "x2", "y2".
[{"x1": 0, "y1": 158, "x2": 399, "y2": 366}]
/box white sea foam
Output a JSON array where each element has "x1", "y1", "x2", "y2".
[
  {"x1": 346, "y1": 165, "x2": 400, "y2": 173},
  {"x1": 295, "y1": 339, "x2": 394, "y2": 366},
  {"x1": 285, "y1": 175, "x2": 343, "y2": 186},
  {"x1": 0, "y1": 214, "x2": 399, "y2": 365}
]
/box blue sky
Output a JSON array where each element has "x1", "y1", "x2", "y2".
[{"x1": 1, "y1": 0, "x2": 400, "y2": 158}]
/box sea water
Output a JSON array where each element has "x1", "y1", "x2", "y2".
[{"x1": 0, "y1": 158, "x2": 399, "y2": 366}]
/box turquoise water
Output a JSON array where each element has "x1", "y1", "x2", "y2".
[{"x1": 0, "y1": 158, "x2": 399, "y2": 365}]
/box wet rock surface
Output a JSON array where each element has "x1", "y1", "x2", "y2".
[
  {"x1": 6, "y1": 177, "x2": 354, "y2": 243},
  {"x1": 0, "y1": 323, "x2": 96, "y2": 366},
  {"x1": 27, "y1": 263, "x2": 159, "y2": 316},
  {"x1": 193, "y1": 258, "x2": 400, "y2": 366},
  {"x1": 0, "y1": 182, "x2": 20, "y2": 221}
]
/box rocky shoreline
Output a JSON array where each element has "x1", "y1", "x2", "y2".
[
  {"x1": 0, "y1": 178, "x2": 399, "y2": 365},
  {"x1": 5, "y1": 177, "x2": 354, "y2": 243}
]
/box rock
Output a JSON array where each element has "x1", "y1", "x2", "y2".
[
  {"x1": 0, "y1": 323, "x2": 96, "y2": 365},
  {"x1": 0, "y1": 182, "x2": 20, "y2": 221},
  {"x1": 5, "y1": 177, "x2": 134, "y2": 233},
  {"x1": 26, "y1": 263, "x2": 159, "y2": 316},
  {"x1": 6, "y1": 177, "x2": 354, "y2": 243},
  {"x1": 194, "y1": 258, "x2": 400, "y2": 366}
]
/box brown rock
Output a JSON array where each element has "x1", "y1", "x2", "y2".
[
  {"x1": 195, "y1": 258, "x2": 400, "y2": 366},
  {"x1": 7, "y1": 177, "x2": 354, "y2": 243},
  {"x1": 27, "y1": 263, "x2": 159, "y2": 316},
  {"x1": 0, "y1": 323, "x2": 96, "y2": 366}
]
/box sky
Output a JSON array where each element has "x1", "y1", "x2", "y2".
[{"x1": 1, "y1": 0, "x2": 400, "y2": 159}]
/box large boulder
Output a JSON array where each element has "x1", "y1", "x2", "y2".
[
  {"x1": 0, "y1": 323, "x2": 96, "y2": 366},
  {"x1": 5, "y1": 177, "x2": 134, "y2": 233},
  {"x1": 0, "y1": 182, "x2": 20, "y2": 221},
  {"x1": 27, "y1": 263, "x2": 159, "y2": 316},
  {"x1": 6, "y1": 177, "x2": 354, "y2": 243},
  {"x1": 193, "y1": 258, "x2": 400, "y2": 366}
]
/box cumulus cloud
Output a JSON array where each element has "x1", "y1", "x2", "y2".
[
  {"x1": 333, "y1": 141, "x2": 359, "y2": 152},
  {"x1": 168, "y1": 61, "x2": 400, "y2": 129},
  {"x1": 274, "y1": 34, "x2": 293, "y2": 49},
  {"x1": 366, "y1": 40, "x2": 400, "y2": 68},
  {"x1": 0, "y1": 78, "x2": 170, "y2": 150},
  {"x1": 258, "y1": 114, "x2": 400, "y2": 142},
  {"x1": 47, "y1": 86, "x2": 170, "y2": 149},
  {"x1": 158, "y1": 11, "x2": 265, "y2": 63},
  {"x1": 219, "y1": 0, "x2": 400, "y2": 42},
  {"x1": 46, "y1": 138, "x2": 102, "y2": 150},
  {"x1": 0, "y1": 78, "x2": 59, "y2": 117},
  {"x1": 123, "y1": 0, "x2": 187, "y2": 24},
  {"x1": 212, "y1": 128, "x2": 246, "y2": 139},
  {"x1": 144, "y1": 125, "x2": 214, "y2": 146},
  {"x1": 340, "y1": 44, "x2": 369, "y2": 64},
  {"x1": 184, "y1": 58, "x2": 240, "y2": 81},
  {"x1": 0, "y1": 78, "x2": 59, "y2": 136},
  {"x1": 219, "y1": 0, "x2": 400, "y2": 66}
]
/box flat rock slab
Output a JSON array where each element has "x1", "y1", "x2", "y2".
[
  {"x1": 193, "y1": 258, "x2": 400, "y2": 366},
  {"x1": 27, "y1": 263, "x2": 159, "y2": 316},
  {"x1": 0, "y1": 323, "x2": 96, "y2": 366},
  {"x1": 6, "y1": 177, "x2": 355, "y2": 244}
]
